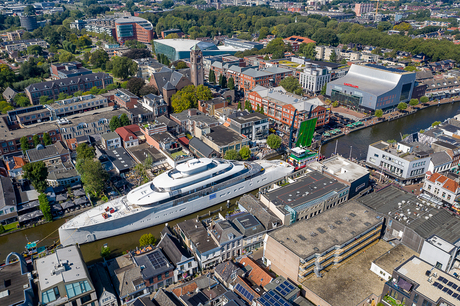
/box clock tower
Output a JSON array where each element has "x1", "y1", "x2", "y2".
[{"x1": 190, "y1": 44, "x2": 204, "y2": 87}]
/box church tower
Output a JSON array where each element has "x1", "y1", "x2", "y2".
[{"x1": 190, "y1": 44, "x2": 204, "y2": 87}]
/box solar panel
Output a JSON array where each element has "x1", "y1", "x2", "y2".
[
  {"x1": 448, "y1": 290, "x2": 453, "y2": 295},
  {"x1": 453, "y1": 284, "x2": 458, "y2": 290},
  {"x1": 457, "y1": 295, "x2": 460, "y2": 301},
  {"x1": 235, "y1": 283, "x2": 254, "y2": 302},
  {"x1": 448, "y1": 282, "x2": 454, "y2": 287},
  {"x1": 438, "y1": 284, "x2": 444, "y2": 290},
  {"x1": 433, "y1": 282, "x2": 440, "y2": 287},
  {"x1": 453, "y1": 293, "x2": 459, "y2": 298},
  {"x1": 438, "y1": 276, "x2": 445, "y2": 282},
  {"x1": 443, "y1": 287, "x2": 449, "y2": 293},
  {"x1": 442, "y1": 278, "x2": 448, "y2": 284}
]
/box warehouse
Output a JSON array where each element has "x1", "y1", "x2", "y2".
[{"x1": 326, "y1": 64, "x2": 416, "y2": 111}]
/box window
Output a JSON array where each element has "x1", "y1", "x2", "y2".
[
  {"x1": 42, "y1": 287, "x2": 60, "y2": 303},
  {"x1": 436, "y1": 262, "x2": 443, "y2": 269},
  {"x1": 158, "y1": 275, "x2": 162, "y2": 281},
  {"x1": 65, "y1": 281, "x2": 92, "y2": 298},
  {"x1": 165, "y1": 271, "x2": 169, "y2": 278}
]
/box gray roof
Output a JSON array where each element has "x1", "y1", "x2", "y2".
[
  {"x1": 25, "y1": 72, "x2": 112, "y2": 92},
  {"x1": 242, "y1": 68, "x2": 272, "y2": 78},
  {"x1": 189, "y1": 137, "x2": 215, "y2": 158},
  {"x1": 163, "y1": 81, "x2": 176, "y2": 91},
  {"x1": 214, "y1": 261, "x2": 242, "y2": 284},
  {"x1": 230, "y1": 112, "x2": 268, "y2": 124},
  {"x1": 0, "y1": 261, "x2": 31, "y2": 306},
  {"x1": 415, "y1": 70, "x2": 433, "y2": 80},
  {"x1": 26, "y1": 141, "x2": 68, "y2": 162},
  {"x1": 105, "y1": 147, "x2": 136, "y2": 172},
  {"x1": 181, "y1": 291, "x2": 209, "y2": 306},
  {"x1": 264, "y1": 66, "x2": 292, "y2": 74},
  {"x1": 0, "y1": 177, "x2": 17, "y2": 209},
  {"x1": 209, "y1": 219, "x2": 243, "y2": 245},
  {"x1": 3, "y1": 86, "x2": 17, "y2": 100},
  {"x1": 88, "y1": 263, "x2": 117, "y2": 302},
  {"x1": 229, "y1": 212, "x2": 266, "y2": 237},
  {"x1": 205, "y1": 125, "x2": 246, "y2": 147},
  {"x1": 176, "y1": 219, "x2": 219, "y2": 254},
  {"x1": 151, "y1": 67, "x2": 191, "y2": 91},
  {"x1": 440, "y1": 124, "x2": 460, "y2": 134},
  {"x1": 153, "y1": 288, "x2": 182, "y2": 306},
  {"x1": 156, "y1": 115, "x2": 178, "y2": 128},
  {"x1": 430, "y1": 151, "x2": 452, "y2": 166},
  {"x1": 157, "y1": 233, "x2": 192, "y2": 265},
  {"x1": 101, "y1": 132, "x2": 120, "y2": 141},
  {"x1": 127, "y1": 143, "x2": 166, "y2": 164},
  {"x1": 135, "y1": 248, "x2": 173, "y2": 280},
  {"x1": 171, "y1": 109, "x2": 219, "y2": 126},
  {"x1": 357, "y1": 185, "x2": 460, "y2": 244},
  {"x1": 268, "y1": 201, "x2": 381, "y2": 259},
  {"x1": 237, "y1": 194, "x2": 282, "y2": 230}
]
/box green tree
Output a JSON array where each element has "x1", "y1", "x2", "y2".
[
  {"x1": 419, "y1": 129, "x2": 425, "y2": 133},
  {"x1": 101, "y1": 245, "x2": 110, "y2": 258},
  {"x1": 109, "y1": 116, "x2": 121, "y2": 131},
  {"x1": 397, "y1": 102, "x2": 407, "y2": 111},
  {"x1": 14, "y1": 94, "x2": 30, "y2": 107},
  {"x1": 224, "y1": 149, "x2": 240, "y2": 160},
  {"x1": 239, "y1": 146, "x2": 251, "y2": 160},
  {"x1": 332, "y1": 101, "x2": 339, "y2": 107},
  {"x1": 59, "y1": 51, "x2": 75, "y2": 63},
  {"x1": 209, "y1": 69, "x2": 216, "y2": 83},
  {"x1": 27, "y1": 45, "x2": 43, "y2": 56},
  {"x1": 43, "y1": 133, "x2": 52, "y2": 145},
  {"x1": 90, "y1": 49, "x2": 109, "y2": 68},
  {"x1": 76, "y1": 143, "x2": 95, "y2": 160},
  {"x1": 23, "y1": 161, "x2": 48, "y2": 192},
  {"x1": 320, "y1": 84, "x2": 327, "y2": 96},
  {"x1": 126, "y1": 77, "x2": 145, "y2": 96},
  {"x1": 375, "y1": 109, "x2": 383, "y2": 118},
  {"x1": 20, "y1": 136, "x2": 29, "y2": 154},
  {"x1": 120, "y1": 113, "x2": 131, "y2": 127},
  {"x1": 420, "y1": 96, "x2": 429, "y2": 104},
  {"x1": 219, "y1": 74, "x2": 227, "y2": 88},
  {"x1": 432, "y1": 121, "x2": 441, "y2": 127},
  {"x1": 228, "y1": 77, "x2": 235, "y2": 90},
  {"x1": 404, "y1": 66, "x2": 417, "y2": 72},
  {"x1": 77, "y1": 159, "x2": 108, "y2": 196},
  {"x1": 33, "y1": 134, "x2": 41, "y2": 147},
  {"x1": 409, "y1": 99, "x2": 419, "y2": 106},
  {"x1": 139, "y1": 233, "x2": 156, "y2": 247},
  {"x1": 298, "y1": 42, "x2": 316, "y2": 60},
  {"x1": 0, "y1": 64, "x2": 16, "y2": 89},
  {"x1": 245, "y1": 100, "x2": 252, "y2": 112},
  {"x1": 196, "y1": 85, "x2": 213, "y2": 101},
  {"x1": 267, "y1": 134, "x2": 281, "y2": 150},
  {"x1": 24, "y1": 5, "x2": 36, "y2": 15},
  {"x1": 0, "y1": 224, "x2": 5, "y2": 234},
  {"x1": 238, "y1": 100, "x2": 242, "y2": 110},
  {"x1": 58, "y1": 92, "x2": 70, "y2": 100},
  {"x1": 39, "y1": 95, "x2": 50, "y2": 105},
  {"x1": 111, "y1": 56, "x2": 138, "y2": 80},
  {"x1": 280, "y1": 76, "x2": 303, "y2": 95},
  {"x1": 38, "y1": 193, "x2": 52, "y2": 222},
  {"x1": 329, "y1": 51, "x2": 337, "y2": 63}
]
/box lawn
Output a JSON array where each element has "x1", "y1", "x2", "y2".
[
  {"x1": 3, "y1": 221, "x2": 19, "y2": 232},
  {"x1": 171, "y1": 150, "x2": 187, "y2": 159}
]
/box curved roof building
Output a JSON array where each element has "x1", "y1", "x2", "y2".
[{"x1": 115, "y1": 16, "x2": 154, "y2": 44}]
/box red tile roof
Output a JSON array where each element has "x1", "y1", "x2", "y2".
[
  {"x1": 427, "y1": 172, "x2": 459, "y2": 193},
  {"x1": 283, "y1": 35, "x2": 316, "y2": 44},
  {"x1": 178, "y1": 136, "x2": 189, "y2": 146},
  {"x1": 115, "y1": 124, "x2": 141, "y2": 142},
  {"x1": 6, "y1": 156, "x2": 26, "y2": 171},
  {"x1": 239, "y1": 256, "x2": 273, "y2": 287},
  {"x1": 172, "y1": 282, "x2": 198, "y2": 297}
]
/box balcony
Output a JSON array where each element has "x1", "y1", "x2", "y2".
[{"x1": 382, "y1": 295, "x2": 406, "y2": 306}]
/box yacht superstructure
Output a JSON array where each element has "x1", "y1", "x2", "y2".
[{"x1": 59, "y1": 158, "x2": 293, "y2": 245}]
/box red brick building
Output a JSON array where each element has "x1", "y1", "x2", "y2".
[
  {"x1": 283, "y1": 36, "x2": 316, "y2": 52},
  {"x1": 113, "y1": 89, "x2": 139, "y2": 109},
  {"x1": 239, "y1": 66, "x2": 293, "y2": 92},
  {"x1": 248, "y1": 87, "x2": 330, "y2": 129},
  {"x1": 115, "y1": 16, "x2": 155, "y2": 44}
]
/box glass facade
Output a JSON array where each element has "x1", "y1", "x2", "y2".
[
  {"x1": 116, "y1": 24, "x2": 133, "y2": 38},
  {"x1": 331, "y1": 89, "x2": 362, "y2": 107},
  {"x1": 65, "y1": 280, "x2": 92, "y2": 298},
  {"x1": 400, "y1": 83, "x2": 412, "y2": 101}
]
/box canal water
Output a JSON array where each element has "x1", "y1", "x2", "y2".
[
  {"x1": 0, "y1": 193, "x2": 253, "y2": 265},
  {"x1": 321, "y1": 102, "x2": 460, "y2": 160},
  {"x1": 1, "y1": 103, "x2": 458, "y2": 264}
]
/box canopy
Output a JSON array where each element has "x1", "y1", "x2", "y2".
[{"x1": 61, "y1": 201, "x2": 75, "y2": 209}]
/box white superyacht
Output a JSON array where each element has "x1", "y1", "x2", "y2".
[{"x1": 59, "y1": 158, "x2": 294, "y2": 245}]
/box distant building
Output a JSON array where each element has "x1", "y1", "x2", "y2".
[
  {"x1": 6, "y1": 30, "x2": 23, "y2": 41},
  {"x1": 50, "y1": 62, "x2": 92, "y2": 79},
  {"x1": 115, "y1": 124, "x2": 142, "y2": 149},
  {"x1": 224, "y1": 38, "x2": 264, "y2": 51},
  {"x1": 20, "y1": 15, "x2": 38, "y2": 31},
  {"x1": 70, "y1": 20, "x2": 87, "y2": 30},
  {"x1": 208, "y1": 218, "x2": 243, "y2": 261},
  {"x1": 113, "y1": 89, "x2": 139, "y2": 109},
  {"x1": 101, "y1": 132, "x2": 122, "y2": 150},
  {"x1": 201, "y1": 125, "x2": 250, "y2": 156},
  {"x1": 4, "y1": 39, "x2": 47, "y2": 52},
  {"x1": 423, "y1": 172, "x2": 459, "y2": 205},
  {"x1": 35, "y1": 245, "x2": 98, "y2": 306},
  {"x1": 354, "y1": 2, "x2": 374, "y2": 16},
  {"x1": 299, "y1": 62, "x2": 331, "y2": 93},
  {"x1": 227, "y1": 111, "x2": 269, "y2": 141},
  {"x1": 161, "y1": 29, "x2": 184, "y2": 39},
  {"x1": 427, "y1": 151, "x2": 452, "y2": 174},
  {"x1": 283, "y1": 36, "x2": 316, "y2": 52},
  {"x1": 264, "y1": 200, "x2": 382, "y2": 283},
  {"x1": 114, "y1": 16, "x2": 155, "y2": 44}
]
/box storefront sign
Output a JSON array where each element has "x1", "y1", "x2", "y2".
[{"x1": 344, "y1": 83, "x2": 359, "y2": 88}]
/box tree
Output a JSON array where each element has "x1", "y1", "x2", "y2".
[
  {"x1": 280, "y1": 76, "x2": 303, "y2": 95},
  {"x1": 14, "y1": 94, "x2": 30, "y2": 107},
  {"x1": 171, "y1": 85, "x2": 212, "y2": 113},
  {"x1": 0, "y1": 224, "x2": 5, "y2": 234},
  {"x1": 126, "y1": 77, "x2": 145, "y2": 96},
  {"x1": 397, "y1": 102, "x2": 407, "y2": 111},
  {"x1": 90, "y1": 49, "x2": 109, "y2": 68},
  {"x1": 238, "y1": 100, "x2": 242, "y2": 110},
  {"x1": 409, "y1": 99, "x2": 419, "y2": 106},
  {"x1": 20, "y1": 136, "x2": 29, "y2": 153},
  {"x1": 77, "y1": 159, "x2": 108, "y2": 196},
  {"x1": 139, "y1": 233, "x2": 156, "y2": 247},
  {"x1": 111, "y1": 57, "x2": 138, "y2": 80},
  {"x1": 298, "y1": 42, "x2": 316, "y2": 60},
  {"x1": 375, "y1": 109, "x2": 383, "y2": 118},
  {"x1": 329, "y1": 51, "x2": 337, "y2": 63},
  {"x1": 124, "y1": 48, "x2": 151, "y2": 60},
  {"x1": 33, "y1": 134, "x2": 41, "y2": 147},
  {"x1": 209, "y1": 69, "x2": 216, "y2": 83},
  {"x1": 58, "y1": 92, "x2": 70, "y2": 100},
  {"x1": 43, "y1": 133, "x2": 52, "y2": 145},
  {"x1": 24, "y1": 5, "x2": 36, "y2": 15},
  {"x1": 139, "y1": 85, "x2": 158, "y2": 96},
  {"x1": 23, "y1": 161, "x2": 48, "y2": 192},
  {"x1": 224, "y1": 149, "x2": 240, "y2": 160},
  {"x1": 432, "y1": 121, "x2": 441, "y2": 127},
  {"x1": 76, "y1": 143, "x2": 95, "y2": 160},
  {"x1": 0, "y1": 64, "x2": 16, "y2": 90},
  {"x1": 38, "y1": 193, "x2": 52, "y2": 222},
  {"x1": 320, "y1": 84, "x2": 327, "y2": 96},
  {"x1": 101, "y1": 245, "x2": 110, "y2": 258},
  {"x1": 59, "y1": 51, "x2": 75, "y2": 63},
  {"x1": 420, "y1": 96, "x2": 429, "y2": 104},
  {"x1": 332, "y1": 101, "x2": 339, "y2": 107},
  {"x1": 267, "y1": 134, "x2": 281, "y2": 150},
  {"x1": 175, "y1": 61, "x2": 187, "y2": 69},
  {"x1": 63, "y1": 40, "x2": 77, "y2": 54},
  {"x1": 244, "y1": 100, "x2": 252, "y2": 112},
  {"x1": 312, "y1": 28, "x2": 339, "y2": 46},
  {"x1": 165, "y1": 33, "x2": 180, "y2": 39},
  {"x1": 120, "y1": 113, "x2": 131, "y2": 127},
  {"x1": 161, "y1": 0, "x2": 174, "y2": 8},
  {"x1": 109, "y1": 116, "x2": 121, "y2": 131},
  {"x1": 27, "y1": 45, "x2": 42, "y2": 56},
  {"x1": 219, "y1": 74, "x2": 227, "y2": 88},
  {"x1": 228, "y1": 77, "x2": 235, "y2": 90},
  {"x1": 239, "y1": 146, "x2": 251, "y2": 160}
]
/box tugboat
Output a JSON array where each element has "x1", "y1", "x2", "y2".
[{"x1": 23, "y1": 240, "x2": 46, "y2": 257}]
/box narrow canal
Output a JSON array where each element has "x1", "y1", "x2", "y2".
[{"x1": 321, "y1": 102, "x2": 460, "y2": 160}]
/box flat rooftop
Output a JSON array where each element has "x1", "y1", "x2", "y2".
[
  {"x1": 268, "y1": 201, "x2": 381, "y2": 259},
  {"x1": 397, "y1": 256, "x2": 460, "y2": 306},
  {"x1": 308, "y1": 155, "x2": 369, "y2": 183},
  {"x1": 357, "y1": 185, "x2": 460, "y2": 244},
  {"x1": 0, "y1": 262, "x2": 30, "y2": 306},
  {"x1": 370, "y1": 141, "x2": 430, "y2": 161},
  {"x1": 373, "y1": 244, "x2": 418, "y2": 274},
  {"x1": 264, "y1": 171, "x2": 348, "y2": 213},
  {"x1": 302, "y1": 240, "x2": 393, "y2": 306}
]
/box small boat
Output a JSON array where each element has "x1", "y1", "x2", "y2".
[{"x1": 23, "y1": 241, "x2": 46, "y2": 257}]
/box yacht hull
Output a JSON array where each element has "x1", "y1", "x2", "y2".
[{"x1": 59, "y1": 161, "x2": 292, "y2": 245}]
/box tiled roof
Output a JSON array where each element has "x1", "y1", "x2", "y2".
[
  {"x1": 116, "y1": 124, "x2": 140, "y2": 142},
  {"x1": 427, "y1": 172, "x2": 459, "y2": 193},
  {"x1": 6, "y1": 156, "x2": 26, "y2": 171},
  {"x1": 238, "y1": 256, "x2": 273, "y2": 287},
  {"x1": 172, "y1": 282, "x2": 198, "y2": 297}
]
